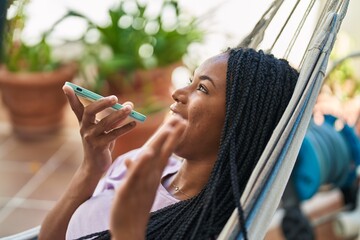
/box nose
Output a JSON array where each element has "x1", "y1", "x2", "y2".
[{"x1": 172, "y1": 87, "x2": 188, "y2": 104}]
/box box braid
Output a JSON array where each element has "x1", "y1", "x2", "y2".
[{"x1": 79, "y1": 47, "x2": 298, "y2": 240}]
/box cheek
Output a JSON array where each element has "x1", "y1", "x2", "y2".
[
  {"x1": 174, "y1": 103, "x2": 225, "y2": 157},
  {"x1": 190, "y1": 106, "x2": 207, "y2": 130},
  {"x1": 190, "y1": 105, "x2": 225, "y2": 137}
]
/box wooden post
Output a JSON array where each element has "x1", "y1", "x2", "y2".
[{"x1": 0, "y1": 0, "x2": 7, "y2": 63}]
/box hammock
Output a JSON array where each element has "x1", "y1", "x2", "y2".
[
  {"x1": 218, "y1": 0, "x2": 350, "y2": 239},
  {"x1": 2, "y1": 0, "x2": 351, "y2": 239}
]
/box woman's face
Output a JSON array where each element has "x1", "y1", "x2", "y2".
[{"x1": 170, "y1": 53, "x2": 228, "y2": 161}]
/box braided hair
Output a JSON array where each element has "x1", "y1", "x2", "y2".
[{"x1": 80, "y1": 47, "x2": 299, "y2": 240}]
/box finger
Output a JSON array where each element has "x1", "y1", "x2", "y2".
[
  {"x1": 146, "y1": 127, "x2": 173, "y2": 155},
  {"x1": 109, "y1": 141, "x2": 115, "y2": 152},
  {"x1": 122, "y1": 101, "x2": 134, "y2": 109},
  {"x1": 143, "y1": 115, "x2": 180, "y2": 147},
  {"x1": 82, "y1": 95, "x2": 118, "y2": 127},
  {"x1": 63, "y1": 85, "x2": 84, "y2": 122},
  {"x1": 145, "y1": 116, "x2": 184, "y2": 157},
  {"x1": 102, "y1": 121, "x2": 137, "y2": 142},
  {"x1": 159, "y1": 119, "x2": 186, "y2": 160},
  {"x1": 128, "y1": 148, "x2": 157, "y2": 177},
  {"x1": 124, "y1": 158, "x2": 133, "y2": 170},
  {"x1": 94, "y1": 105, "x2": 133, "y2": 135}
]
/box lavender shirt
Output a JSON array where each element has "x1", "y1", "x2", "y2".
[{"x1": 66, "y1": 149, "x2": 181, "y2": 240}]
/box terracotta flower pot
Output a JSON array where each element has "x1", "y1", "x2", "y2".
[
  {"x1": 106, "y1": 63, "x2": 179, "y2": 157},
  {"x1": 0, "y1": 63, "x2": 77, "y2": 140},
  {"x1": 105, "y1": 61, "x2": 181, "y2": 106}
]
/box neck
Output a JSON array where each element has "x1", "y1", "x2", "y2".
[{"x1": 168, "y1": 155, "x2": 216, "y2": 200}]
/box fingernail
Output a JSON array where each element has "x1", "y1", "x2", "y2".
[
  {"x1": 109, "y1": 95, "x2": 117, "y2": 102},
  {"x1": 124, "y1": 105, "x2": 132, "y2": 111}
]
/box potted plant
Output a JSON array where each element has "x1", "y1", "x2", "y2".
[
  {"x1": 0, "y1": 0, "x2": 78, "y2": 140},
  {"x1": 65, "y1": 0, "x2": 204, "y2": 155}
]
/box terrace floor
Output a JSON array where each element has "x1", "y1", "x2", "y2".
[{"x1": 0, "y1": 100, "x2": 83, "y2": 237}]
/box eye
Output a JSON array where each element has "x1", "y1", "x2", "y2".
[
  {"x1": 197, "y1": 84, "x2": 208, "y2": 94},
  {"x1": 188, "y1": 77, "x2": 193, "y2": 86}
]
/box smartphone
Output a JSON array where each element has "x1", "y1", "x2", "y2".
[{"x1": 65, "y1": 82, "x2": 146, "y2": 122}]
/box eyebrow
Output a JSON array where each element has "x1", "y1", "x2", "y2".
[{"x1": 199, "y1": 75, "x2": 216, "y2": 88}]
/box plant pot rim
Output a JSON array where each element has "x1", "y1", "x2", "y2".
[{"x1": 0, "y1": 63, "x2": 78, "y2": 87}]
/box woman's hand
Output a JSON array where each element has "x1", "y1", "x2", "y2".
[
  {"x1": 39, "y1": 85, "x2": 138, "y2": 240},
  {"x1": 110, "y1": 115, "x2": 187, "y2": 240},
  {"x1": 63, "y1": 85, "x2": 136, "y2": 175}
]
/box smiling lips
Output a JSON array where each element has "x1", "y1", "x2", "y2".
[{"x1": 170, "y1": 104, "x2": 186, "y2": 119}]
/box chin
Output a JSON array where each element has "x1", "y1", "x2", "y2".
[
  {"x1": 172, "y1": 127, "x2": 189, "y2": 157},
  {"x1": 173, "y1": 142, "x2": 188, "y2": 159}
]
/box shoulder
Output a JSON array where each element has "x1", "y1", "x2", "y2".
[
  {"x1": 110, "y1": 149, "x2": 141, "y2": 168},
  {"x1": 93, "y1": 149, "x2": 143, "y2": 195},
  {"x1": 94, "y1": 149, "x2": 181, "y2": 194},
  {"x1": 112, "y1": 149, "x2": 181, "y2": 168}
]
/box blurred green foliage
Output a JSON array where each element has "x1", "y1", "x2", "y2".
[
  {"x1": 327, "y1": 58, "x2": 360, "y2": 101},
  {"x1": 4, "y1": 0, "x2": 60, "y2": 72},
  {"x1": 62, "y1": 0, "x2": 204, "y2": 91}
]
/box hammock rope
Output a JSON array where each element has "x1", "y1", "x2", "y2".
[
  {"x1": 268, "y1": 0, "x2": 301, "y2": 53},
  {"x1": 284, "y1": 0, "x2": 317, "y2": 60},
  {"x1": 237, "y1": 0, "x2": 284, "y2": 49},
  {"x1": 218, "y1": 0, "x2": 351, "y2": 239}
]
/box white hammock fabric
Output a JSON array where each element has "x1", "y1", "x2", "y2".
[
  {"x1": 1, "y1": 226, "x2": 40, "y2": 240},
  {"x1": 218, "y1": 0, "x2": 350, "y2": 239}
]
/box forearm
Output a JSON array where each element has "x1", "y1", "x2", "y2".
[
  {"x1": 110, "y1": 116, "x2": 186, "y2": 240},
  {"x1": 39, "y1": 162, "x2": 104, "y2": 240}
]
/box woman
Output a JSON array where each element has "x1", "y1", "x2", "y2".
[{"x1": 39, "y1": 47, "x2": 298, "y2": 240}]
